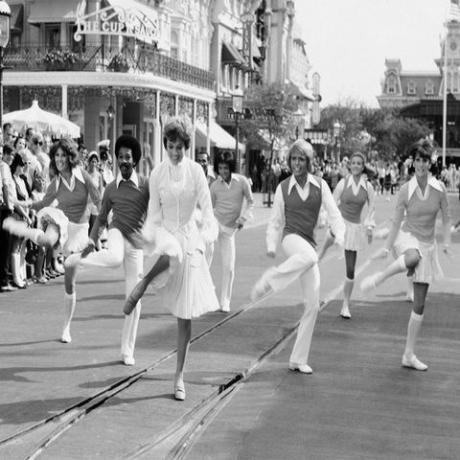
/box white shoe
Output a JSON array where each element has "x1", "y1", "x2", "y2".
[
  {"x1": 122, "y1": 354, "x2": 135, "y2": 366},
  {"x1": 340, "y1": 304, "x2": 351, "y2": 319},
  {"x1": 61, "y1": 328, "x2": 71, "y2": 343},
  {"x1": 250, "y1": 273, "x2": 274, "y2": 303},
  {"x1": 289, "y1": 363, "x2": 313, "y2": 374},
  {"x1": 64, "y1": 253, "x2": 81, "y2": 269},
  {"x1": 402, "y1": 354, "x2": 428, "y2": 371},
  {"x1": 360, "y1": 273, "x2": 380, "y2": 293},
  {"x1": 221, "y1": 303, "x2": 230, "y2": 313}
]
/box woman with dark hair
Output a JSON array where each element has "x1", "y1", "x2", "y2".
[
  {"x1": 123, "y1": 116, "x2": 219, "y2": 400},
  {"x1": 320, "y1": 151, "x2": 375, "y2": 319},
  {"x1": 3, "y1": 138, "x2": 101, "y2": 343},
  {"x1": 360, "y1": 140, "x2": 451, "y2": 371},
  {"x1": 9, "y1": 153, "x2": 33, "y2": 288},
  {"x1": 64, "y1": 135, "x2": 149, "y2": 365},
  {"x1": 209, "y1": 151, "x2": 254, "y2": 312},
  {"x1": 250, "y1": 139, "x2": 345, "y2": 374}
]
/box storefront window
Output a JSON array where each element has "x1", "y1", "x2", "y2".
[{"x1": 45, "y1": 23, "x2": 60, "y2": 48}]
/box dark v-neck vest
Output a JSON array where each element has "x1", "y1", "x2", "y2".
[{"x1": 281, "y1": 176, "x2": 322, "y2": 247}]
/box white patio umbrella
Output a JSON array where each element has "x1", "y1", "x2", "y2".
[{"x1": 3, "y1": 100, "x2": 81, "y2": 138}]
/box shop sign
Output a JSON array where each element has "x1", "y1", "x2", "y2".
[{"x1": 74, "y1": 2, "x2": 159, "y2": 45}]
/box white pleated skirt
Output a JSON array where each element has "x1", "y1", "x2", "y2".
[
  {"x1": 393, "y1": 230, "x2": 443, "y2": 284},
  {"x1": 144, "y1": 222, "x2": 219, "y2": 320},
  {"x1": 36, "y1": 207, "x2": 89, "y2": 255},
  {"x1": 343, "y1": 220, "x2": 365, "y2": 251}
]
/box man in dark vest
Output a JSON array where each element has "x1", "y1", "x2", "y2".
[{"x1": 251, "y1": 140, "x2": 345, "y2": 374}]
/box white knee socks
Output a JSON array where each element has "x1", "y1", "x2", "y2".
[
  {"x1": 404, "y1": 311, "x2": 423, "y2": 358},
  {"x1": 61, "y1": 292, "x2": 76, "y2": 343}
]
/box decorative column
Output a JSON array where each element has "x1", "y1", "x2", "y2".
[
  {"x1": 154, "y1": 90, "x2": 162, "y2": 166},
  {"x1": 192, "y1": 98, "x2": 197, "y2": 159},
  {"x1": 61, "y1": 84, "x2": 68, "y2": 119}
]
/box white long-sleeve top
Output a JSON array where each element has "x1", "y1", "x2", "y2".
[
  {"x1": 266, "y1": 174, "x2": 345, "y2": 253},
  {"x1": 142, "y1": 156, "x2": 218, "y2": 255}
]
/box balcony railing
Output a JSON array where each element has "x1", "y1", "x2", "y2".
[{"x1": 4, "y1": 44, "x2": 215, "y2": 91}]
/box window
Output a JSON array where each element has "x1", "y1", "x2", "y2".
[
  {"x1": 170, "y1": 30, "x2": 179, "y2": 60},
  {"x1": 387, "y1": 74, "x2": 397, "y2": 94},
  {"x1": 45, "y1": 23, "x2": 60, "y2": 48},
  {"x1": 425, "y1": 80, "x2": 434, "y2": 95},
  {"x1": 407, "y1": 81, "x2": 416, "y2": 95}
]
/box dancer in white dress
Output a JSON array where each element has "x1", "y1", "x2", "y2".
[
  {"x1": 360, "y1": 140, "x2": 451, "y2": 371},
  {"x1": 124, "y1": 117, "x2": 219, "y2": 400},
  {"x1": 3, "y1": 139, "x2": 101, "y2": 343},
  {"x1": 324, "y1": 152, "x2": 375, "y2": 319},
  {"x1": 250, "y1": 140, "x2": 345, "y2": 374}
]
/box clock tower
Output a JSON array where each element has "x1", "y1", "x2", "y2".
[{"x1": 436, "y1": 20, "x2": 460, "y2": 94}]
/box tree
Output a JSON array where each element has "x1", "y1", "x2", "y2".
[
  {"x1": 240, "y1": 82, "x2": 301, "y2": 206},
  {"x1": 317, "y1": 100, "x2": 432, "y2": 162}
]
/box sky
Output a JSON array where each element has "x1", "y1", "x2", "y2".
[{"x1": 295, "y1": 0, "x2": 448, "y2": 108}]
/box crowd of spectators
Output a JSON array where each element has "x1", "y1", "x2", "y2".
[{"x1": 0, "y1": 124, "x2": 113, "y2": 293}]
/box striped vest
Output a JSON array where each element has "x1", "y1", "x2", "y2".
[{"x1": 281, "y1": 176, "x2": 322, "y2": 247}]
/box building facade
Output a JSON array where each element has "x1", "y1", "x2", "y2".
[
  {"x1": 377, "y1": 18, "x2": 460, "y2": 158},
  {"x1": 4, "y1": 0, "x2": 216, "y2": 176}
]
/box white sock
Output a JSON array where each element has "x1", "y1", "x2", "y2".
[
  {"x1": 404, "y1": 311, "x2": 424, "y2": 357},
  {"x1": 63, "y1": 292, "x2": 76, "y2": 335},
  {"x1": 343, "y1": 277, "x2": 354, "y2": 307}
]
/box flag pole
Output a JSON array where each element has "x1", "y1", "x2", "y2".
[{"x1": 442, "y1": 27, "x2": 448, "y2": 168}]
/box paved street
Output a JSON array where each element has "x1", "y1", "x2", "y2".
[{"x1": 0, "y1": 193, "x2": 459, "y2": 459}]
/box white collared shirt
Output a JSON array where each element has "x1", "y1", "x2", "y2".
[
  {"x1": 116, "y1": 170, "x2": 139, "y2": 189},
  {"x1": 267, "y1": 174, "x2": 345, "y2": 252},
  {"x1": 407, "y1": 175, "x2": 443, "y2": 201},
  {"x1": 56, "y1": 167, "x2": 85, "y2": 192}
]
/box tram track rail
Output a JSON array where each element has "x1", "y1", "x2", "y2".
[{"x1": 0, "y1": 220, "x2": 390, "y2": 459}]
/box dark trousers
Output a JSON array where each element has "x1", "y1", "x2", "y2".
[{"x1": 0, "y1": 208, "x2": 13, "y2": 285}]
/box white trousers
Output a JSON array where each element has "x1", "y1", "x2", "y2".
[
  {"x1": 267, "y1": 233, "x2": 320, "y2": 366},
  {"x1": 78, "y1": 228, "x2": 143, "y2": 359},
  {"x1": 215, "y1": 228, "x2": 236, "y2": 309}
]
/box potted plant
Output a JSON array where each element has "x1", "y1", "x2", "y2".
[
  {"x1": 43, "y1": 49, "x2": 78, "y2": 71},
  {"x1": 108, "y1": 53, "x2": 129, "y2": 72}
]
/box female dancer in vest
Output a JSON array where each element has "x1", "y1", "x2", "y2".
[
  {"x1": 250, "y1": 139, "x2": 345, "y2": 374},
  {"x1": 3, "y1": 138, "x2": 101, "y2": 343},
  {"x1": 360, "y1": 140, "x2": 451, "y2": 371},
  {"x1": 329, "y1": 152, "x2": 375, "y2": 319},
  {"x1": 125, "y1": 117, "x2": 219, "y2": 400}
]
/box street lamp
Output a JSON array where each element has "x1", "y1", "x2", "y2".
[
  {"x1": 0, "y1": 1, "x2": 10, "y2": 129},
  {"x1": 333, "y1": 120, "x2": 342, "y2": 163},
  {"x1": 231, "y1": 87, "x2": 244, "y2": 173}
]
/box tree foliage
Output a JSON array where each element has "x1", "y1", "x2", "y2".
[
  {"x1": 317, "y1": 100, "x2": 431, "y2": 161},
  {"x1": 241, "y1": 82, "x2": 301, "y2": 150}
]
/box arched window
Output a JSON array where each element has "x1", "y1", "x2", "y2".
[
  {"x1": 425, "y1": 80, "x2": 434, "y2": 95},
  {"x1": 170, "y1": 30, "x2": 179, "y2": 60},
  {"x1": 387, "y1": 74, "x2": 397, "y2": 94},
  {"x1": 407, "y1": 80, "x2": 416, "y2": 95}
]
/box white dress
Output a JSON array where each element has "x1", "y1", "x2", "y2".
[{"x1": 142, "y1": 156, "x2": 219, "y2": 319}]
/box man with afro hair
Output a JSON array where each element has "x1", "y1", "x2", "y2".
[{"x1": 65, "y1": 135, "x2": 149, "y2": 366}]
